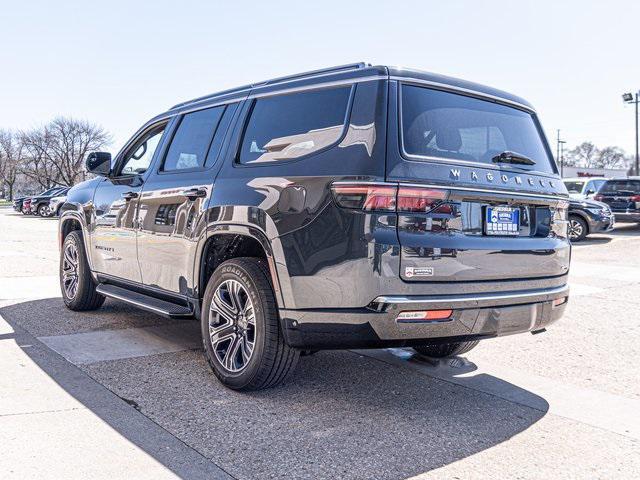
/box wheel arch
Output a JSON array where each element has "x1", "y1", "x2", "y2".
[{"x1": 195, "y1": 224, "x2": 286, "y2": 308}]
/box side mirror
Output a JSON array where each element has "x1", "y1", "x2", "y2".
[
  {"x1": 586, "y1": 189, "x2": 595, "y2": 195},
  {"x1": 86, "y1": 152, "x2": 111, "y2": 176}
]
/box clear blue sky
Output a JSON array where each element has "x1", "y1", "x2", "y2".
[{"x1": 2, "y1": 0, "x2": 639, "y2": 158}]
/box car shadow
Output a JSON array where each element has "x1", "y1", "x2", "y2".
[{"x1": 1, "y1": 298, "x2": 550, "y2": 480}]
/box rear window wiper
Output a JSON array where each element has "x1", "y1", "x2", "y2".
[{"x1": 492, "y1": 151, "x2": 536, "y2": 166}]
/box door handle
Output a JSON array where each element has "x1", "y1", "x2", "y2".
[
  {"x1": 181, "y1": 187, "x2": 207, "y2": 200},
  {"x1": 122, "y1": 191, "x2": 139, "y2": 201}
]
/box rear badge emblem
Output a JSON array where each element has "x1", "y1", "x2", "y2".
[{"x1": 405, "y1": 266, "x2": 434, "y2": 278}]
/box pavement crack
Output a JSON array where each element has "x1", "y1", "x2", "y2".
[{"x1": 0, "y1": 407, "x2": 86, "y2": 418}]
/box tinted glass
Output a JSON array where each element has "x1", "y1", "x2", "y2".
[
  {"x1": 121, "y1": 126, "x2": 165, "y2": 175},
  {"x1": 563, "y1": 181, "x2": 585, "y2": 193},
  {"x1": 599, "y1": 180, "x2": 640, "y2": 194},
  {"x1": 239, "y1": 86, "x2": 351, "y2": 164},
  {"x1": 163, "y1": 106, "x2": 224, "y2": 171},
  {"x1": 204, "y1": 103, "x2": 238, "y2": 167},
  {"x1": 401, "y1": 85, "x2": 555, "y2": 173}
]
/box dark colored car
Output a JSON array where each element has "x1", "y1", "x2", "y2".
[
  {"x1": 567, "y1": 199, "x2": 614, "y2": 241},
  {"x1": 13, "y1": 196, "x2": 27, "y2": 212},
  {"x1": 594, "y1": 178, "x2": 640, "y2": 223},
  {"x1": 30, "y1": 187, "x2": 69, "y2": 216},
  {"x1": 59, "y1": 63, "x2": 570, "y2": 390}
]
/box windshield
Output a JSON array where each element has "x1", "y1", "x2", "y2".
[
  {"x1": 401, "y1": 85, "x2": 556, "y2": 173},
  {"x1": 600, "y1": 180, "x2": 640, "y2": 194},
  {"x1": 563, "y1": 181, "x2": 585, "y2": 193}
]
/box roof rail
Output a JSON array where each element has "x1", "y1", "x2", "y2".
[{"x1": 170, "y1": 62, "x2": 370, "y2": 110}]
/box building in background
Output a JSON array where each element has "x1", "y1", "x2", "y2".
[{"x1": 561, "y1": 166, "x2": 628, "y2": 178}]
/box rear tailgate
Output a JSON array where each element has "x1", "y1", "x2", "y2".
[
  {"x1": 396, "y1": 182, "x2": 570, "y2": 282},
  {"x1": 387, "y1": 79, "x2": 570, "y2": 284}
]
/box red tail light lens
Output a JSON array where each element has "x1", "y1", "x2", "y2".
[
  {"x1": 630, "y1": 195, "x2": 640, "y2": 202},
  {"x1": 331, "y1": 183, "x2": 449, "y2": 213},
  {"x1": 594, "y1": 194, "x2": 604, "y2": 201},
  {"x1": 331, "y1": 184, "x2": 396, "y2": 212},
  {"x1": 397, "y1": 187, "x2": 448, "y2": 212}
]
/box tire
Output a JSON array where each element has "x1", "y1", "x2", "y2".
[
  {"x1": 568, "y1": 215, "x2": 588, "y2": 242},
  {"x1": 38, "y1": 204, "x2": 48, "y2": 217},
  {"x1": 413, "y1": 340, "x2": 480, "y2": 358},
  {"x1": 60, "y1": 231, "x2": 105, "y2": 311},
  {"x1": 201, "y1": 257, "x2": 299, "y2": 391}
]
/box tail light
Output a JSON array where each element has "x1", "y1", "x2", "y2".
[
  {"x1": 594, "y1": 194, "x2": 604, "y2": 201},
  {"x1": 331, "y1": 182, "x2": 449, "y2": 213},
  {"x1": 630, "y1": 195, "x2": 640, "y2": 202},
  {"x1": 330, "y1": 184, "x2": 396, "y2": 212}
]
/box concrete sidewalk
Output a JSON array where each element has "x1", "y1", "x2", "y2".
[{"x1": 0, "y1": 311, "x2": 231, "y2": 480}]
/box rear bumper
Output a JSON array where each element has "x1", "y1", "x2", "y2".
[
  {"x1": 280, "y1": 285, "x2": 569, "y2": 349},
  {"x1": 612, "y1": 211, "x2": 640, "y2": 223}
]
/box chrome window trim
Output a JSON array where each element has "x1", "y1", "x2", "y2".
[{"x1": 390, "y1": 75, "x2": 535, "y2": 113}]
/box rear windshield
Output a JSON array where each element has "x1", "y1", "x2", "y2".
[
  {"x1": 599, "y1": 180, "x2": 640, "y2": 194},
  {"x1": 401, "y1": 85, "x2": 555, "y2": 173},
  {"x1": 563, "y1": 181, "x2": 585, "y2": 193}
]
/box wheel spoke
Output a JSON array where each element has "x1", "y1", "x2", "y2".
[
  {"x1": 227, "y1": 281, "x2": 243, "y2": 313},
  {"x1": 223, "y1": 334, "x2": 242, "y2": 370},
  {"x1": 211, "y1": 290, "x2": 236, "y2": 324}
]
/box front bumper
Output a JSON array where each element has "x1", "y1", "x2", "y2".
[
  {"x1": 589, "y1": 215, "x2": 615, "y2": 233},
  {"x1": 280, "y1": 285, "x2": 569, "y2": 349}
]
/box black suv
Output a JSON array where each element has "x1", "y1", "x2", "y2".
[
  {"x1": 59, "y1": 63, "x2": 570, "y2": 390},
  {"x1": 594, "y1": 178, "x2": 640, "y2": 224}
]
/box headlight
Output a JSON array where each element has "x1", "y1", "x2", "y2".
[{"x1": 585, "y1": 207, "x2": 605, "y2": 215}]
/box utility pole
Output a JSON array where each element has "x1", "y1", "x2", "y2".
[
  {"x1": 556, "y1": 130, "x2": 566, "y2": 177},
  {"x1": 622, "y1": 91, "x2": 639, "y2": 176}
]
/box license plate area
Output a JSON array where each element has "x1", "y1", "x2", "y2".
[{"x1": 485, "y1": 206, "x2": 520, "y2": 236}]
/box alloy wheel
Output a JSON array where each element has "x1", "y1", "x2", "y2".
[
  {"x1": 209, "y1": 279, "x2": 256, "y2": 373},
  {"x1": 568, "y1": 219, "x2": 584, "y2": 240},
  {"x1": 62, "y1": 241, "x2": 79, "y2": 299}
]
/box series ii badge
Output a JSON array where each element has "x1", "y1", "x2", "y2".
[{"x1": 405, "y1": 266, "x2": 435, "y2": 277}]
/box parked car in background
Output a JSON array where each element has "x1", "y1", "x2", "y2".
[
  {"x1": 567, "y1": 198, "x2": 614, "y2": 241},
  {"x1": 13, "y1": 196, "x2": 28, "y2": 212},
  {"x1": 563, "y1": 177, "x2": 607, "y2": 200},
  {"x1": 21, "y1": 197, "x2": 33, "y2": 214},
  {"x1": 594, "y1": 178, "x2": 640, "y2": 224},
  {"x1": 29, "y1": 187, "x2": 69, "y2": 216},
  {"x1": 59, "y1": 63, "x2": 570, "y2": 391},
  {"x1": 47, "y1": 193, "x2": 68, "y2": 217}
]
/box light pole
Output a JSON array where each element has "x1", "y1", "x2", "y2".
[
  {"x1": 556, "y1": 130, "x2": 566, "y2": 176},
  {"x1": 622, "y1": 91, "x2": 639, "y2": 176}
]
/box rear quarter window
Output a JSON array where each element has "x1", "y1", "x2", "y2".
[
  {"x1": 400, "y1": 84, "x2": 556, "y2": 174},
  {"x1": 238, "y1": 86, "x2": 352, "y2": 165}
]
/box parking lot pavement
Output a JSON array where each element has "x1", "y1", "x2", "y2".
[{"x1": 1, "y1": 206, "x2": 639, "y2": 479}]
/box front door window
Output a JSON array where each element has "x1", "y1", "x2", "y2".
[{"x1": 120, "y1": 126, "x2": 166, "y2": 176}]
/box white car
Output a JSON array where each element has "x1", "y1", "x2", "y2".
[{"x1": 563, "y1": 177, "x2": 607, "y2": 200}]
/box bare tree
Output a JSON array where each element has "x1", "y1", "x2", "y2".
[
  {"x1": 565, "y1": 142, "x2": 598, "y2": 168},
  {"x1": 0, "y1": 130, "x2": 24, "y2": 200},
  {"x1": 594, "y1": 146, "x2": 628, "y2": 169},
  {"x1": 20, "y1": 117, "x2": 111, "y2": 187}
]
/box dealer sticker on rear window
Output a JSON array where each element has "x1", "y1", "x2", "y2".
[{"x1": 405, "y1": 266, "x2": 434, "y2": 278}]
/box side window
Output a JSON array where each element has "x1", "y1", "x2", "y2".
[
  {"x1": 121, "y1": 125, "x2": 166, "y2": 175},
  {"x1": 162, "y1": 106, "x2": 224, "y2": 171},
  {"x1": 239, "y1": 86, "x2": 352, "y2": 164}
]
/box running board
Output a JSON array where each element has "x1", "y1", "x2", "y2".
[{"x1": 96, "y1": 284, "x2": 194, "y2": 318}]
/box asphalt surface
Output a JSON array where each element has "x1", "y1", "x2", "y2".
[{"x1": 1, "y1": 207, "x2": 639, "y2": 479}]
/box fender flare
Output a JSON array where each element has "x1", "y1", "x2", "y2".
[{"x1": 193, "y1": 223, "x2": 291, "y2": 309}]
